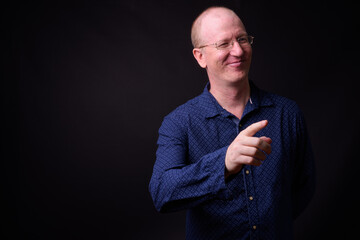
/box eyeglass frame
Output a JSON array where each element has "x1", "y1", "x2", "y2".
[{"x1": 196, "y1": 35, "x2": 254, "y2": 50}]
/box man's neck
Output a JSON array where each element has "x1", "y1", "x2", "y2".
[{"x1": 209, "y1": 79, "x2": 250, "y2": 119}]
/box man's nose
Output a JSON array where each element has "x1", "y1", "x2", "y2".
[{"x1": 230, "y1": 41, "x2": 245, "y2": 56}]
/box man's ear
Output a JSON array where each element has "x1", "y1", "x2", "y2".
[{"x1": 192, "y1": 48, "x2": 207, "y2": 68}]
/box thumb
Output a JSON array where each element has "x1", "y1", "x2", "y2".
[
  {"x1": 260, "y1": 136, "x2": 272, "y2": 144},
  {"x1": 240, "y1": 120, "x2": 268, "y2": 137}
]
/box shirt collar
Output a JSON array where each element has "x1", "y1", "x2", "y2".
[{"x1": 198, "y1": 80, "x2": 274, "y2": 119}]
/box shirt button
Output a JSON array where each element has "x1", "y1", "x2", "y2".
[
  {"x1": 245, "y1": 170, "x2": 250, "y2": 175},
  {"x1": 253, "y1": 225, "x2": 257, "y2": 230},
  {"x1": 249, "y1": 196, "x2": 254, "y2": 201}
]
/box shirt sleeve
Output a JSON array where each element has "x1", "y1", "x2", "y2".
[
  {"x1": 291, "y1": 108, "x2": 316, "y2": 219},
  {"x1": 149, "y1": 114, "x2": 232, "y2": 213}
]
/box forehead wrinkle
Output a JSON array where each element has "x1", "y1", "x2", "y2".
[{"x1": 200, "y1": 11, "x2": 245, "y2": 44}]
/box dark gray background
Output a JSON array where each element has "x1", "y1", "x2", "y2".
[{"x1": 2, "y1": 0, "x2": 359, "y2": 239}]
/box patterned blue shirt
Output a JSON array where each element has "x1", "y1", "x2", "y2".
[{"x1": 149, "y1": 81, "x2": 315, "y2": 240}]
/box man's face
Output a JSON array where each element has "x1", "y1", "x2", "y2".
[{"x1": 196, "y1": 11, "x2": 252, "y2": 85}]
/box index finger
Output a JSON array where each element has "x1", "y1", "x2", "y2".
[{"x1": 239, "y1": 120, "x2": 268, "y2": 137}]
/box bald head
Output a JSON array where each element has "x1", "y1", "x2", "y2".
[{"x1": 191, "y1": 7, "x2": 246, "y2": 48}]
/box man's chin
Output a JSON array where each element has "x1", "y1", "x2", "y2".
[{"x1": 225, "y1": 71, "x2": 248, "y2": 83}]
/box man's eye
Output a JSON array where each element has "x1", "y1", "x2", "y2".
[
  {"x1": 217, "y1": 42, "x2": 230, "y2": 48},
  {"x1": 238, "y1": 37, "x2": 248, "y2": 43}
]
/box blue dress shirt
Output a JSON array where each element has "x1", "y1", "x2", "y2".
[{"x1": 149, "y1": 81, "x2": 315, "y2": 239}]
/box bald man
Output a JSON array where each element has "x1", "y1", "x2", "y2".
[{"x1": 149, "y1": 6, "x2": 315, "y2": 240}]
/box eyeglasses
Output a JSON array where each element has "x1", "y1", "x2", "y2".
[{"x1": 197, "y1": 35, "x2": 254, "y2": 50}]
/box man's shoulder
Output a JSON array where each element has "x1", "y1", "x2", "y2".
[
  {"x1": 165, "y1": 93, "x2": 205, "y2": 120},
  {"x1": 158, "y1": 93, "x2": 207, "y2": 134},
  {"x1": 264, "y1": 90, "x2": 302, "y2": 115}
]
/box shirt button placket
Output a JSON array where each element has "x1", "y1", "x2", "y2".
[
  {"x1": 244, "y1": 167, "x2": 260, "y2": 238},
  {"x1": 240, "y1": 122, "x2": 259, "y2": 237}
]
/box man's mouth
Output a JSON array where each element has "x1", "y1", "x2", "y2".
[{"x1": 227, "y1": 59, "x2": 246, "y2": 67}]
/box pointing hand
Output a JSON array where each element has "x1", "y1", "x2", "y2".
[{"x1": 225, "y1": 120, "x2": 272, "y2": 177}]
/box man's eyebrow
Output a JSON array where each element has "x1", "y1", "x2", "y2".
[
  {"x1": 237, "y1": 32, "x2": 248, "y2": 37},
  {"x1": 217, "y1": 33, "x2": 247, "y2": 42}
]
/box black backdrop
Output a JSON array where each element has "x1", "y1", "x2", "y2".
[{"x1": 2, "y1": 0, "x2": 359, "y2": 239}]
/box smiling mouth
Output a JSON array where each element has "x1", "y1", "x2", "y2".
[{"x1": 227, "y1": 60, "x2": 245, "y2": 67}]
